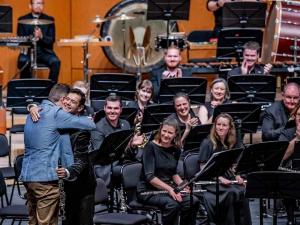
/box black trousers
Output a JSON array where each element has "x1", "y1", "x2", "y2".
[
  {"x1": 138, "y1": 193, "x2": 200, "y2": 225},
  {"x1": 18, "y1": 51, "x2": 60, "y2": 82}
]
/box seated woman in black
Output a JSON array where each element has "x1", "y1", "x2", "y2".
[
  {"x1": 167, "y1": 92, "x2": 200, "y2": 145},
  {"x1": 198, "y1": 78, "x2": 231, "y2": 124},
  {"x1": 199, "y1": 113, "x2": 251, "y2": 225},
  {"x1": 137, "y1": 118, "x2": 200, "y2": 225}
]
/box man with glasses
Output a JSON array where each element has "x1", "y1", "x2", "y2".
[
  {"x1": 262, "y1": 82, "x2": 300, "y2": 141},
  {"x1": 17, "y1": 0, "x2": 60, "y2": 82}
]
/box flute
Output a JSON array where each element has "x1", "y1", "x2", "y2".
[
  {"x1": 194, "y1": 180, "x2": 247, "y2": 185},
  {"x1": 140, "y1": 189, "x2": 206, "y2": 196}
]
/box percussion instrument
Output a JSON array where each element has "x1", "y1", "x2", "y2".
[
  {"x1": 108, "y1": 13, "x2": 136, "y2": 21},
  {"x1": 91, "y1": 15, "x2": 107, "y2": 24},
  {"x1": 0, "y1": 36, "x2": 32, "y2": 47},
  {"x1": 18, "y1": 18, "x2": 53, "y2": 25},
  {"x1": 100, "y1": 0, "x2": 178, "y2": 73},
  {"x1": 155, "y1": 33, "x2": 187, "y2": 50},
  {"x1": 262, "y1": 1, "x2": 300, "y2": 63},
  {"x1": 57, "y1": 38, "x2": 113, "y2": 47}
]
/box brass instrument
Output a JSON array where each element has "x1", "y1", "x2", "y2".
[{"x1": 133, "y1": 110, "x2": 151, "y2": 148}]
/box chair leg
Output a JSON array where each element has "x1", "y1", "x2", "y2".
[
  {"x1": 0, "y1": 219, "x2": 3, "y2": 225},
  {"x1": 10, "y1": 218, "x2": 15, "y2": 225},
  {"x1": 9, "y1": 180, "x2": 16, "y2": 204}
]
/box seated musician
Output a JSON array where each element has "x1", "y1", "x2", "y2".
[
  {"x1": 262, "y1": 82, "x2": 300, "y2": 141},
  {"x1": 150, "y1": 46, "x2": 192, "y2": 101},
  {"x1": 198, "y1": 113, "x2": 251, "y2": 225},
  {"x1": 278, "y1": 104, "x2": 300, "y2": 225},
  {"x1": 228, "y1": 41, "x2": 272, "y2": 77},
  {"x1": 17, "y1": 0, "x2": 60, "y2": 82},
  {"x1": 137, "y1": 118, "x2": 200, "y2": 225},
  {"x1": 72, "y1": 80, "x2": 94, "y2": 117},
  {"x1": 198, "y1": 78, "x2": 231, "y2": 124}
]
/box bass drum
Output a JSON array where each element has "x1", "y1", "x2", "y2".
[
  {"x1": 101, "y1": 0, "x2": 178, "y2": 73},
  {"x1": 262, "y1": 1, "x2": 300, "y2": 63}
]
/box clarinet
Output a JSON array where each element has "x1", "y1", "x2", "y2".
[{"x1": 140, "y1": 189, "x2": 206, "y2": 196}]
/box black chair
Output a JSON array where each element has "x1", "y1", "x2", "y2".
[
  {"x1": 120, "y1": 163, "x2": 161, "y2": 225},
  {"x1": 0, "y1": 134, "x2": 16, "y2": 204},
  {"x1": 13, "y1": 155, "x2": 26, "y2": 200},
  {"x1": 94, "y1": 178, "x2": 149, "y2": 225},
  {"x1": 0, "y1": 170, "x2": 28, "y2": 225}
]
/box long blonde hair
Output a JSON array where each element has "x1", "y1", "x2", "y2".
[
  {"x1": 209, "y1": 113, "x2": 236, "y2": 150},
  {"x1": 154, "y1": 118, "x2": 182, "y2": 149}
]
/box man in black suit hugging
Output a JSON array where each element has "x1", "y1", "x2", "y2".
[{"x1": 17, "y1": 0, "x2": 60, "y2": 82}]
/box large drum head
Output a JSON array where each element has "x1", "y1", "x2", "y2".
[{"x1": 101, "y1": 0, "x2": 178, "y2": 73}]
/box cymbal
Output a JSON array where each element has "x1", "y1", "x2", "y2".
[
  {"x1": 18, "y1": 19, "x2": 53, "y2": 25},
  {"x1": 108, "y1": 13, "x2": 136, "y2": 21},
  {"x1": 91, "y1": 15, "x2": 107, "y2": 24}
]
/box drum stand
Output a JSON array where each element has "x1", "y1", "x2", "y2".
[{"x1": 30, "y1": 37, "x2": 38, "y2": 78}]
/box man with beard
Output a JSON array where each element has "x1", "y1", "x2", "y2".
[
  {"x1": 228, "y1": 41, "x2": 272, "y2": 76},
  {"x1": 262, "y1": 82, "x2": 300, "y2": 141},
  {"x1": 150, "y1": 47, "x2": 192, "y2": 101},
  {"x1": 56, "y1": 88, "x2": 96, "y2": 225},
  {"x1": 22, "y1": 84, "x2": 95, "y2": 225}
]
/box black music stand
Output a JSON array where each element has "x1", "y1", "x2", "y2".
[
  {"x1": 6, "y1": 79, "x2": 54, "y2": 108},
  {"x1": 158, "y1": 77, "x2": 207, "y2": 104},
  {"x1": 228, "y1": 75, "x2": 277, "y2": 105},
  {"x1": 90, "y1": 73, "x2": 136, "y2": 102},
  {"x1": 235, "y1": 141, "x2": 289, "y2": 225},
  {"x1": 141, "y1": 104, "x2": 175, "y2": 133},
  {"x1": 246, "y1": 171, "x2": 300, "y2": 225},
  {"x1": 213, "y1": 103, "x2": 261, "y2": 147},
  {"x1": 93, "y1": 107, "x2": 138, "y2": 127},
  {"x1": 183, "y1": 124, "x2": 212, "y2": 153},
  {"x1": 177, "y1": 148, "x2": 243, "y2": 225},
  {"x1": 0, "y1": 6, "x2": 12, "y2": 33},
  {"x1": 216, "y1": 28, "x2": 263, "y2": 62},
  {"x1": 147, "y1": 0, "x2": 190, "y2": 48},
  {"x1": 222, "y1": 1, "x2": 267, "y2": 28},
  {"x1": 90, "y1": 129, "x2": 133, "y2": 211}
]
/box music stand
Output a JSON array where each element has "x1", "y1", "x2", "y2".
[
  {"x1": 141, "y1": 104, "x2": 175, "y2": 133},
  {"x1": 147, "y1": 0, "x2": 190, "y2": 47},
  {"x1": 90, "y1": 73, "x2": 136, "y2": 102},
  {"x1": 222, "y1": 2, "x2": 267, "y2": 28},
  {"x1": 183, "y1": 124, "x2": 212, "y2": 153},
  {"x1": 228, "y1": 75, "x2": 277, "y2": 105},
  {"x1": 246, "y1": 171, "x2": 300, "y2": 225},
  {"x1": 93, "y1": 107, "x2": 138, "y2": 127},
  {"x1": 0, "y1": 6, "x2": 12, "y2": 33},
  {"x1": 216, "y1": 28, "x2": 263, "y2": 62},
  {"x1": 235, "y1": 141, "x2": 289, "y2": 225},
  {"x1": 158, "y1": 77, "x2": 207, "y2": 104},
  {"x1": 6, "y1": 79, "x2": 54, "y2": 108},
  {"x1": 213, "y1": 103, "x2": 261, "y2": 147},
  {"x1": 90, "y1": 129, "x2": 133, "y2": 211},
  {"x1": 177, "y1": 148, "x2": 243, "y2": 225}
]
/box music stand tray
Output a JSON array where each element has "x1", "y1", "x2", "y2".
[
  {"x1": 6, "y1": 79, "x2": 54, "y2": 108},
  {"x1": 158, "y1": 77, "x2": 207, "y2": 104},
  {"x1": 228, "y1": 75, "x2": 277, "y2": 104},
  {"x1": 222, "y1": 2, "x2": 267, "y2": 28},
  {"x1": 141, "y1": 104, "x2": 175, "y2": 133},
  {"x1": 217, "y1": 28, "x2": 263, "y2": 60},
  {"x1": 0, "y1": 5, "x2": 12, "y2": 33},
  {"x1": 93, "y1": 107, "x2": 138, "y2": 127},
  {"x1": 90, "y1": 73, "x2": 136, "y2": 102}
]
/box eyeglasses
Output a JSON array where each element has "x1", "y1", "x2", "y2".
[{"x1": 32, "y1": 2, "x2": 44, "y2": 5}]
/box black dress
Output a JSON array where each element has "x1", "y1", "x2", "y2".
[
  {"x1": 198, "y1": 138, "x2": 252, "y2": 225},
  {"x1": 137, "y1": 141, "x2": 199, "y2": 225}
]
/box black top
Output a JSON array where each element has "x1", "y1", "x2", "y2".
[
  {"x1": 90, "y1": 117, "x2": 130, "y2": 151},
  {"x1": 17, "y1": 13, "x2": 55, "y2": 54},
  {"x1": 198, "y1": 138, "x2": 235, "y2": 179},
  {"x1": 167, "y1": 110, "x2": 199, "y2": 128},
  {"x1": 228, "y1": 64, "x2": 265, "y2": 77},
  {"x1": 262, "y1": 101, "x2": 290, "y2": 141},
  {"x1": 204, "y1": 99, "x2": 232, "y2": 119},
  {"x1": 207, "y1": 0, "x2": 222, "y2": 36},
  {"x1": 137, "y1": 141, "x2": 181, "y2": 193}
]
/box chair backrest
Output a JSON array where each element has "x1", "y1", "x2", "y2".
[
  {"x1": 121, "y1": 163, "x2": 142, "y2": 189},
  {"x1": 183, "y1": 153, "x2": 200, "y2": 180},
  {"x1": 187, "y1": 30, "x2": 213, "y2": 43},
  {"x1": 0, "y1": 134, "x2": 9, "y2": 157},
  {"x1": 14, "y1": 154, "x2": 24, "y2": 179},
  {"x1": 94, "y1": 178, "x2": 109, "y2": 205}
]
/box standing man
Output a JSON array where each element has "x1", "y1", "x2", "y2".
[
  {"x1": 262, "y1": 82, "x2": 300, "y2": 141},
  {"x1": 150, "y1": 47, "x2": 192, "y2": 100},
  {"x1": 228, "y1": 41, "x2": 272, "y2": 76},
  {"x1": 17, "y1": 0, "x2": 60, "y2": 82},
  {"x1": 21, "y1": 84, "x2": 95, "y2": 225},
  {"x1": 55, "y1": 88, "x2": 96, "y2": 225}
]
